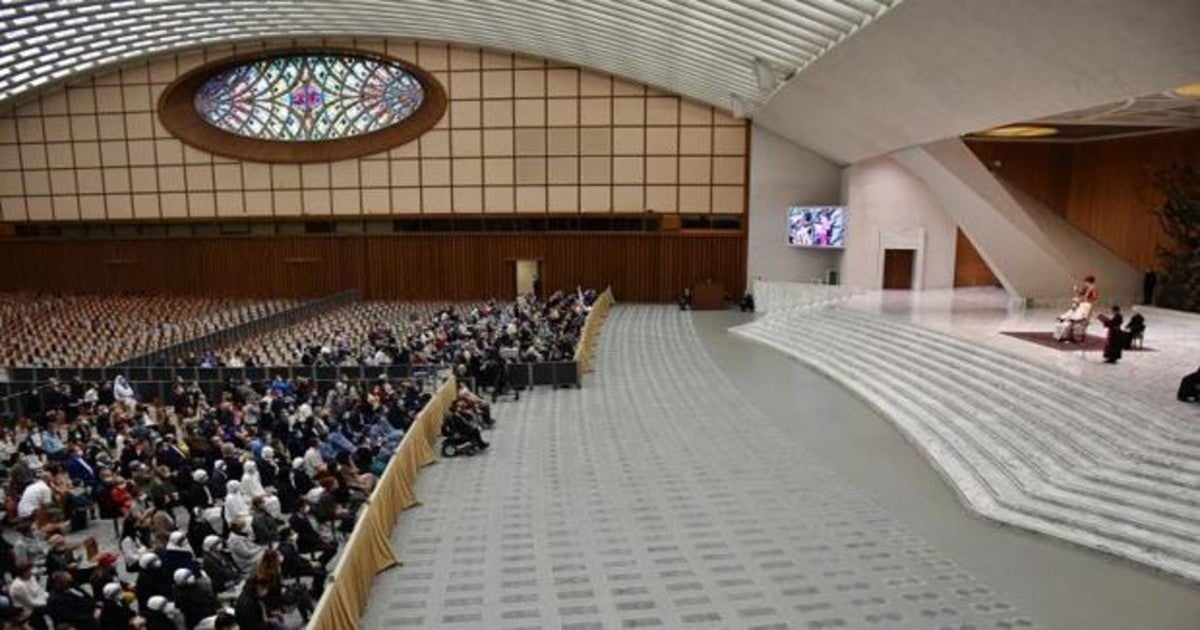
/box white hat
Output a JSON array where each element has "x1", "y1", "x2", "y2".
[
  {"x1": 292, "y1": 458, "x2": 305, "y2": 469},
  {"x1": 147, "y1": 595, "x2": 167, "y2": 611},
  {"x1": 214, "y1": 460, "x2": 226, "y2": 472},
  {"x1": 261, "y1": 447, "x2": 274, "y2": 459},
  {"x1": 168, "y1": 531, "x2": 187, "y2": 546},
  {"x1": 192, "y1": 469, "x2": 208, "y2": 483},
  {"x1": 203, "y1": 535, "x2": 221, "y2": 551},
  {"x1": 173, "y1": 568, "x2": 193, "y2": 585},
  {"x1": 138, "y1": 553, "x2": 160, "y2": 569},
  {"x1": 102, "y1": 582, "x2": 122, "y2": 599}
]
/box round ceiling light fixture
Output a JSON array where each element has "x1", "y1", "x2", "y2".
[
  {"x1": 1173, "y1": 82, "x2": 1200, "y2": 99},
  {"x1": 977, "y1": 125, "x2": 1059, "y2": 138}
]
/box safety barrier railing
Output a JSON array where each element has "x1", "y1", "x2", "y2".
[
  {"x1": 114, "y1": 290, "x2": 361, "y2": 367},
  {"x1": 0, "y1": 360, "x2": 579, "y2": 417},
  {"x1": 574, "y1": 287, "x2": 615, "y2": 376},
  {"x1": 308, "y1": 375, "x2": 459, "y2": 629}
]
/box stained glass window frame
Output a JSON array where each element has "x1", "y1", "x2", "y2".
[{"x1": 158, "y1": 49, "x2": 446, "y2": 164}]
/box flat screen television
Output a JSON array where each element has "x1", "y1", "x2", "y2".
[{"x1": 788, "y1": 205, "x2": 845, "y2": 248}]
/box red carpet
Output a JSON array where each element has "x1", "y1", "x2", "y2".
[{"x1": 1000, "y1": 331, "x2": 1154, "y2": 352}]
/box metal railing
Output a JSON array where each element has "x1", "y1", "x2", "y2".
[{"x1": 0, "y1": 361, "x2": 579, "y2": 418}]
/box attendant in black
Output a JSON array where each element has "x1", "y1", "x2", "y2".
[
  {"x1": 1100, "y1": 305, "x2": 1124, "y2": 364},
  {"x1": 1143, "y1": 268, "x2": 1157, "y2": 305},
  {"x1": 1179, "y1": 366, "x2": 1200, "y2": 402},
  {"x1": 1124, "y1": 309, "x2": 1146, "y2": 349}
]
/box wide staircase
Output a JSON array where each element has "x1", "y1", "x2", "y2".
[{"x1": 733, "y1": 306, "x2": 1200, "y2": 583}]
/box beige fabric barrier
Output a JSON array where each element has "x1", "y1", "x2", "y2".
[
  {"x1": 575, "y1": 287, "x2": 615, "y2": 375},
  {"x1": 309, "y1": 375, "x2": 458, "y2": 629}
]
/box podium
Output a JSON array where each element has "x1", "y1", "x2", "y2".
[{"x1": 692, "y1": 280, "x2": 725, "y2": 310}]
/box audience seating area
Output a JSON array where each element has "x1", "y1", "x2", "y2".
[
  {"x1": 0, "y1": 287, "x2": 614, "y2": 630},
  {"x1": 734, "y1": 305, "x2": 1200, "y2": 583},
  {"x1": 0, "y1": 294, "x2": 298, "y2": 368}
]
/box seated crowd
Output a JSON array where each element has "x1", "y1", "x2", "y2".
[
  {"x1": 0, "y1": 371, "x2": 494, "y2": 629},
  {"x1": 212, "y1": 289, "x2": 596, "y2": 369},
  {"x1": 0, "y1": 295, "x2": 297, "y2": 368}
]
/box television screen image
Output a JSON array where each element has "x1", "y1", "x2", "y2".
[{"x1": 788, "y1": 206, "x2": 845, "y2": 248}]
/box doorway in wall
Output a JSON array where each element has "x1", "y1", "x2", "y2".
[
  {"x1": 882, "y1": 249, "x2": 915, "y2": 289},
  {"x1": 507, "y1": 259, "x2": 542, "y2": 299}
]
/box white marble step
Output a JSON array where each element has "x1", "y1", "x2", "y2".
[
  {"x1": 736, "y1": 322, "x2": 1200, "y2": 573},
  {"x1": 820, "y1": 310, "x2": 1200, "y2": 475},
  {"x1": 737, "y1": 322, "x2": 1200, "y2": 579},
  {"x1": 748, "y1": 320, "x2": 1200, "y2": 547},
  {"x1": 789, "y1": 312, "x2": 1200, "y2": 509},
  {"x1": 734, "y1": 318, "x2": 1200, "y2": 581},
  {"x1": 828, "y1": 308, "x2": 1200, "y2": 449},
  {"x1": 809, "y1": 313, "x2": 1200, "y2": 497}
]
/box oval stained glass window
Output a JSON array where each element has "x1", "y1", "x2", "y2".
[
  {"x1": 158, "y1": 49, "x2": 446, "y2": 163},
  {"x1": 194, "y1": 55, "x2": 425, "y2": 141}
]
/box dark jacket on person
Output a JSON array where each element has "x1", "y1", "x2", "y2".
[
  {"x1": 47, "y1": 586, "x2": 99, "y2": 630},
  {"x1": 234, "y1": 588, "x2": 271, "y2": 630},
  {"x1": 204, "y1": 549, "x2": 241, "y2": 594},
  {"x1": 135, "y1": 565, "x2": 172, "y2": 611},
  {"x1": 100, "y1": 599, "x2": 137, "y2": 628},
  {"x1": 289, "y1": 512, "x2": 328, "y2": 553},
  {"x1": 176, "y1": 581, "x2": 220, "y2": 629}
]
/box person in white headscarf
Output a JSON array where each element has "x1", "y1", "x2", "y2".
[
  {"x1": 114, "y1": 375, "x2": 137, "y2": 406},
  {"x1": 240, "y1": 461, "x2": 265, "y2": 498},
  {"x1": 240, "y1": 461, "x2": 282, "y2": 520},
  {"x1": 222, "y1": 480, "x2": 249, "y2": 525}
]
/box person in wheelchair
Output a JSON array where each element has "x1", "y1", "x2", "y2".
[{"x1": 441, "y1": 407, "x2": 489, "y2": 456}]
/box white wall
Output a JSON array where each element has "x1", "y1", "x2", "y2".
[
  {"x1": 892, "y1": 139, "x2": 1139, "y2": 303},
  {"x1": 842, "y1": 156, "x2": 957, "y2": 291},
  {"x1": 747, "y1": 125, "x2": 843, "y2": 286},
  {"x1": 754, "y1": 0, "x2": 1200, "y2": 164}
]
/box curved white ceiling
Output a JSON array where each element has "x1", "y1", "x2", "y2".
[{"x1": 0, "y1": 0, "x2": 899, "y2": 111}]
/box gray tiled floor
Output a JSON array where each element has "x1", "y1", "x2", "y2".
[{"x1": 361, "y1": 305, "x2": 1035, "y2": 629}]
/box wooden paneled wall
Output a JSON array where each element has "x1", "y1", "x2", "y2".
[
  {"x1": 966, "y1": 129, "x2": 1200, "y2": 271},
  {"x1": 1065, "y1": 129, "x2": 1200, "y2": 270},
  {"x1": 0, "y1": 232, "x2": 745, "y2": 303},
  {"x1": 953, "y1": 228, "x2": 1001, "y2": 287},
  {"x1": 964, "y1": 141, "x2": 1072, "y2": 214}
]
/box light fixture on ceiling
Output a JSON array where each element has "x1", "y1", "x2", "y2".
[
  {"x1": 753, "y1": 57, "x2": 779, "y2": 91},
  {"x1": 1174, "y1": 82, "x2": 1200, "y2": 99},
  {"x1": 729, "y1": 93, "x2": 746, "y2": 119},
  {"x1": 978, "y1": 125, "x2": 1059, "y2": 138},
  {"x1": 752, "y1": 57, "x2": 795, "y2": 93}
]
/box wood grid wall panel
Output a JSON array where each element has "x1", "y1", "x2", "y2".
[
  {"x1": 0, "y1": 39, "x2": 748, "y2": 223},
  {"x1": 953, "y1": 228, "x2": 1001, "y2": 288},
  {"x1": 0, "y1": 232, "x2": 745, "y2": 303},
  {"x1": 965, "y1": 129, "x2": 1200, "y2": 270}
]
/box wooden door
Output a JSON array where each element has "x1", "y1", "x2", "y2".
[{"x1": 882, "y1": 249, "x2": 915, "y2": 289}]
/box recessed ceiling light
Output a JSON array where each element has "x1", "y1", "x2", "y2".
[
  {"x1": 978, "y1": 125, "x2": 1059, "y2": 138},
  {"x1": 1174, "y1": 82, "x2": 1200, "y2": 98}
]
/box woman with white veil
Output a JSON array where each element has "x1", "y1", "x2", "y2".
[
  {"x1": 114, "y1": 375, "x2": 137, "y2": 406},
  {"x1": 240, "y1": 461, "x2": 282, "y2": 519},
  {"x1": 222, "y1": 480, "x2": 250, "y2": 525}
]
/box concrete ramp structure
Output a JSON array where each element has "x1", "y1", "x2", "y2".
[{"x1": 894, "y1": 139, "x2": 1141, "y2": 304}]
